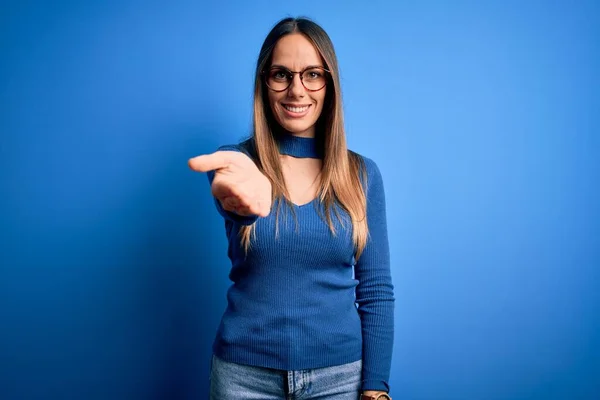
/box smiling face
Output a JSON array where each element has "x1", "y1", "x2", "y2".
[{"x1": 266, "y1": 33, "x2": 327, "y2": 138}]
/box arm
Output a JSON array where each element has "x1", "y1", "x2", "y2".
[{"x1": 354, "y1": 157, "x2": 395, "y2": 393}]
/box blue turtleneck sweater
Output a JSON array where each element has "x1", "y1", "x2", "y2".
[{"x1": 206, "y1": 134, "x2": 395, "y2": 392}]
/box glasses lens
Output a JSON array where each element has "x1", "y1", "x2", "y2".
[
  {"x1": 266, "y1": 68, "x2": 290, "y2": 91},
  {"x1": 301, "y1": 68, "x2": 327, "y2": 91}
]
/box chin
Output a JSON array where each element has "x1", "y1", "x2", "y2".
[
  {"x1": 276, "y1": 114, "x2": 318, "y2": 136},
  {"x1": 281, "y1": 122, "x2": 314, "y2": 134}
]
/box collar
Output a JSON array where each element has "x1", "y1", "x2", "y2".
[{"x1": 277, "y1": 134, "x2": 323, "y2": 159}]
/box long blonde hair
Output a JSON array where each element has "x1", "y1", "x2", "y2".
[{"x1": 241, "y1": 17, "x2": 369, "y2": 260}]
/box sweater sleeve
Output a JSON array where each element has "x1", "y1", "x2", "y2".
[
  {"x1": 354, "y1": 156, "x2": 395, "y2": 392},
  {"x1": 206, "y1": 142, "x2": 259, "y2": 226}
]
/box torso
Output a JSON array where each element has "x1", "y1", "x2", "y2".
[{"x1": 279, "y1": 155, "x2": 322, "y2": 206}]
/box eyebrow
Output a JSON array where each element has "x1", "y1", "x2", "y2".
[{"x1": 270, "y1": 64, "x2": 325, "y2": 70}]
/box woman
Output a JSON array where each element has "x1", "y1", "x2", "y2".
[{"x1": 189, "y1": 16, "x2": 395, "y2": 400}]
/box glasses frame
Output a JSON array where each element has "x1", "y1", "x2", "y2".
[{"x1": 262, "y1": 66, "x2": 331, "y2": 92}]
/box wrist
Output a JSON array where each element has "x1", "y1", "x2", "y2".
[{"x1": 361, "y1": 391, "x2": 392, "y2": 400}]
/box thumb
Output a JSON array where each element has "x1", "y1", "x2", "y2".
[{"x1": 188, "y1": 151, "x2": 232, "y2": 172}]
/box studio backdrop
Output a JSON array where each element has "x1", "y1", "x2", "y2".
[{"x1": 1, "y1": 1, "x2": 598, "y2": 399}]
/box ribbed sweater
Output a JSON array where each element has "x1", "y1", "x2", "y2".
[{"x1": 206, "y1": 134, "x2": 395, "y2": 391}]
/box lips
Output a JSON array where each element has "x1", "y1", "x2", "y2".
[{"x1": 281, "y1": 103, "x2": 312, "y2": 118}]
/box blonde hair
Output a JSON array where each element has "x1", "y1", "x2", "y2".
[{"x1": 240, "y1": 17, "x2": 369, "y2": 260}]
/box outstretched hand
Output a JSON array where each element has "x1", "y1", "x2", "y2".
[{"x1": 188, "y1": 151, "x2": 272, "y2": 217}]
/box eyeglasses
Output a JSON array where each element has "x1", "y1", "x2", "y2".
[{"x1": 262, "y1": 66, "x2": 330, "y2": 92}]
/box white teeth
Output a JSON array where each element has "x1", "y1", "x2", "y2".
[{"x1": 283, "y1": 105, "x2": 309, "y2": 113}]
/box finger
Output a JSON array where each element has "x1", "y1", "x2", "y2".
[
  {"x1": 223, "y1": 197, "x2": 240, "y2": 209},
  {"x1": 245, "y1": 198, "x2": 270, "y2": 218},
  {"x1": 236, "y1": 205, "x2": 253, "y2": 216},
  {"x1": 220, "y1": 199, "x2": 236, "y2": 214},
  {"x1": 188, "y1": 151, "x2": 232, "y2": 172},
  {"x1": 226, "y1": 200, "x2": 251, "y2": 216},
  {"x1": 213, "y1": 182, "x2": 242, "y2": 204},
  {"x1": 256, "y1": 199, "x2": 271, "y2": 217}
]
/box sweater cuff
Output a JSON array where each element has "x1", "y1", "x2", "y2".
[{"x1": 361, "y1": 379, "x2": 390, "y2": 393}]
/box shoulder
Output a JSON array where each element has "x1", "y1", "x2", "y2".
[
  {"x1": 349, "y1": 151, "x2": 387, "y2": 213},
  {"x1": 348, "y1": 150, "x2": 384, "y2": 192},
  {"x1": 216, "y1": 137, "x2": 258, "y2": 160}
]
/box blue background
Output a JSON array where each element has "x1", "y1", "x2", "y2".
[{"x1": 1, "y1": 1, "x2": 599, "y2": 399}]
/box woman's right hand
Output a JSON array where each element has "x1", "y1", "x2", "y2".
[{"x1": 188, "y1": 151, "x2": 272, "y2": 217}]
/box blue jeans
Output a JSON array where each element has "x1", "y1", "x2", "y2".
[{"x1": 209, "y1": 354, "x2": 362, "y2": 399}]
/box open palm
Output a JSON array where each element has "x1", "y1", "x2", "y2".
[{"x1": 188, "y1": 151, "x2": 272, "y2": 217}]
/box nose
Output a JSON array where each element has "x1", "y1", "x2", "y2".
[{"x1": 288, "y1": 73, "x2": 305, "y2": 97}]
